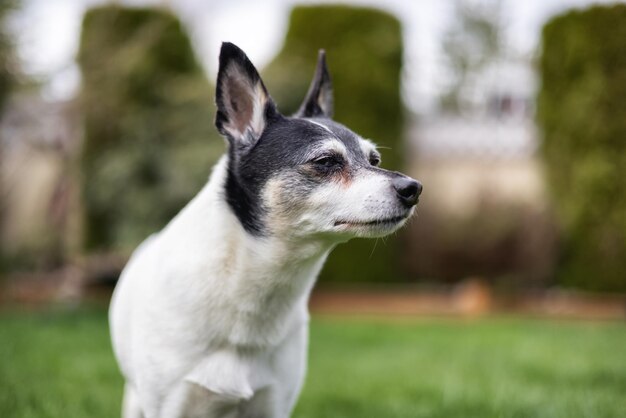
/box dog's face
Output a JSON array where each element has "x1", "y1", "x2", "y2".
[{"x1": 215, "y1": 43, "x2": 421, "y2": 242}]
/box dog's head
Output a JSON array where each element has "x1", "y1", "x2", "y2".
[{"x1": 215, "y1": 42, "x2": 422, "y2": 242}]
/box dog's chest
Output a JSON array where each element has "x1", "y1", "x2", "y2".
[
  {"x1": 146, "y1": 173, "x2": 325, "y2": 348},
  {"x1": 198, "y1": 265, "x2": 313, "y2": 348}
]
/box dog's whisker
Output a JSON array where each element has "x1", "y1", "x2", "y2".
[{"x1": 369, "y1": 238, "x2": 379, "y2": 259}]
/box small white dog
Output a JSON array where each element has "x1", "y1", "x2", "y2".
[{"x1": 109, "y1": 42, "x2": 422, "y2": 418}]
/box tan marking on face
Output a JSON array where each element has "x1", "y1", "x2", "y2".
[
  {"x1": 336, "y1": 166, "x2": 353, "y2": 188},
  {"x1": 262, "y1": 176, "x2": 294, "y2": 234}
]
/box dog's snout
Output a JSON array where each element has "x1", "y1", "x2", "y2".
[{"x1": 392, "y1": 177, "x2": 422, "y2": 207}]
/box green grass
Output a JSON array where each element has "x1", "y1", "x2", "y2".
[
  {"x1": 297, "y1": 317, "x2": 626, "y2": 418},
  {"x1": 1, "y1": 309, "x2": 624, "y2": 417},
  {"x1": 0, "y1": 309, "x2": 122, "y2": 418}
]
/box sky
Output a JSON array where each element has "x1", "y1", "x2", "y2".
[{"x1": 9, "y1": 0, "x2": 624, "y2": 113}]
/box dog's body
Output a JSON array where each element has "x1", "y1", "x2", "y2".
[{"x1": 110, "y1": 43, "x2": 421, "y2": 418}]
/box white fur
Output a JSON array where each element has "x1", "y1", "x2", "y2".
[
  {"x1": 305, "y1": 119, "x2": 334, "y2": 134},
  {"x1": 110, "y1": 143, "x2": 413, "y2": 418},
  {"x1": 110, "y1": 157, "x2": 330, "y2": 418},
  {"x1": 301, "y1": 138, "x2": 348, "y2": 163},
  {"x1": 359, "y1": 138, "x2": 378, "y2": 158}
]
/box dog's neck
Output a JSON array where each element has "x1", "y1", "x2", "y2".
[
  {"x1": 163, "y1": 156, "x2": 333, "y2": 344},
  {"x1": 208, "y1": 156, "x2": 334, "y2": 275}
]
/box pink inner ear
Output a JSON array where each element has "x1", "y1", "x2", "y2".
[
  {"x1": 216, "y1": 44, "x2": 280, "y2": 142},
  {"x1": 228, "y1": 79, "x2": 254, "y2": 135},
  {"x1": 220, "y1": 63, "x2": 268, "y2": 140}
]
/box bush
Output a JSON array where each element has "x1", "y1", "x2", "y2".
[
  {"x1": 0, "y1": 0, "x2": 17, "y2": 111},
  {"x1": 78, "y1": 6, "x2": 223, "y2": 251},
  {"x1": 538, "y1": 5, "x2": 626, "y2": 292},
  {"x1": 264, "y1": 5, "x2": 406, "y2": 283}
]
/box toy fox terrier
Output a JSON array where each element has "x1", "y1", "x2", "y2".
[{"x1": 110, "y1": 42, "x2": 422, "y2": 418}]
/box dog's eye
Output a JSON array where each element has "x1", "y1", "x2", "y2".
[
  {"x1": 369, "y1": 153, "x2": 381, "y2": 167},
  {"x1": 312, "y1": 155, "x2": 343, "y2": 170}
]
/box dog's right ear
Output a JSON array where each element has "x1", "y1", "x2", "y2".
[{"x1": 215, "y1": 42, "x2": 277, "y2": 149}]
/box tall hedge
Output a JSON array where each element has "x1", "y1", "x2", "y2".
[
  {"x1": 0, "y1": 0, "x2": 17, "y2": 111},
  {"x1": 264, "y1": 5, "x2": 406, "y2": 283},
  {"x1": 78, "y1": 6, "x2": 222, "y2": 251},
  {"x1": 538, "y1": 5, "x2": 626, "y2": 292}
]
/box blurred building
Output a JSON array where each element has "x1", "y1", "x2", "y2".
[
  {"x1": 405, "y1": 57, "x2": 557, "y2": 286},
  {"x1": 0, "y1": 93, "x2": 81, "y2": 268}
]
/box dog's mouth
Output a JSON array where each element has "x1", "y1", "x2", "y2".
[{"x1": 333, "y1": 215, "x2": 408, "y2": 227}]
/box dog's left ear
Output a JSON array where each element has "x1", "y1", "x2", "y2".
[
  {"x1": 296, "y1": 50, "x2": 333, "y2": 118},
  {"x1": 215, "y1": 42, "x2": 277, "y2": 148}
]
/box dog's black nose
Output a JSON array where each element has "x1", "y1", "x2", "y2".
[{"x1": 392, "y1": 177, "x2": 422, "y2": 207}]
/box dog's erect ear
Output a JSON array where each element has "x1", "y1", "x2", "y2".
[
  {"x1": 296, "y1": 50, "x2": 333, "y2": 118},
  {"x1": 215, "y1": 42, "x2": 277, "y2": 147}
]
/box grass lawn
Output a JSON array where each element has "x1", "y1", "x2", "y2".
[{"x1": 0, "y1": 308, "x2": 624, "y2": 418}]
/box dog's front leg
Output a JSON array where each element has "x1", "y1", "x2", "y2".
[
  {"x1": 121, "y1": 384, "x2": 143, "y2": 418},
  {"x1": 271, "y1": 322, "x2": 309, "y2": 417}
]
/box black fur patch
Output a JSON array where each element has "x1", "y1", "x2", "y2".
[{"x1": 297, "y1": 50, "x2": 333, "y2": 118}]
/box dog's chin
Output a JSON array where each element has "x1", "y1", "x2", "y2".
[{"x1": 331, "y1": 211, "x2": 413, "y2": 238}]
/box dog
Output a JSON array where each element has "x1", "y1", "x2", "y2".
[{"x1": 109, "y1": 42, "x2": 422, "y2": 418}]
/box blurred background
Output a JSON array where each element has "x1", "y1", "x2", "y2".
[{"x1": 0, "y1": 0, "x2": 625, "y2": 417}]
